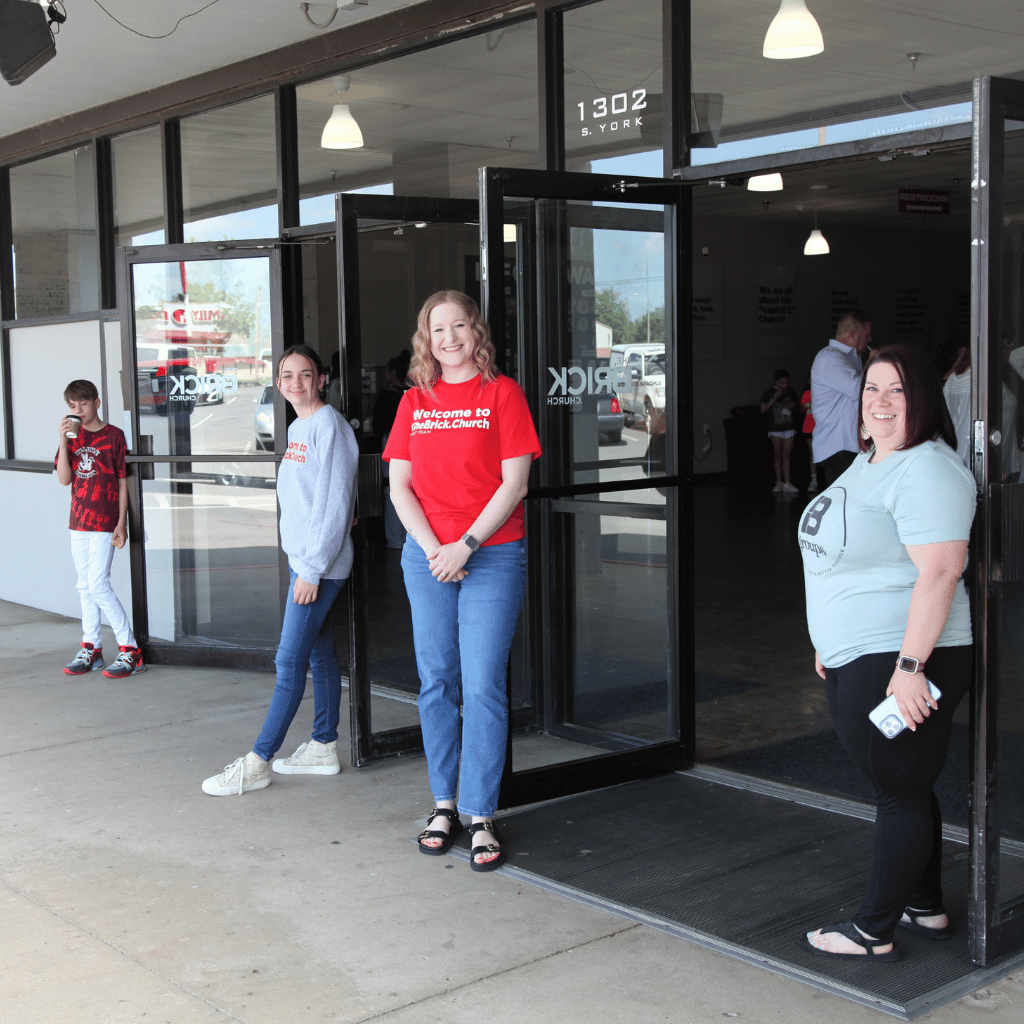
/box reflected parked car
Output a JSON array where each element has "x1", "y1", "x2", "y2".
[
  {"x1": 597, "y1": 394, "x2": 624, "y2": 444},
  {"x1": 254, "y1": 384, "x2": 274, "y2": 450}
]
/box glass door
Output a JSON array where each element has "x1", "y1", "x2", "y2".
[
  {"x1": 969, "y1": 76, "x2": 1024, "y2": 965},
  {"x1": 116, "y1": 241, "x2": 284, "y2": 668},
  {"x1": 336, "y1": 194, "x2": 479, "y2": 765},
  {"x1": 480, "y1": 166, "x2": 691, "y2": 809}
]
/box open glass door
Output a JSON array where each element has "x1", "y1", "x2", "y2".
[
  {"x1": 969, "y1": 76, "x2": 1024, "y2": 965},
  {"x1": 116, "y1": 240, "x2": 284, "y2": 668},
  {"x1": 480, "y1": 166, "x2": 691, "y2": 809},
  {"x1": 336, "y1": 193, "x2": 479, "y2": 765}
]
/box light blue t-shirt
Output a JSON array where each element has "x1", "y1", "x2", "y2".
[{"x1": 799, "y1": 440, "x2": 975, "y2": 667}]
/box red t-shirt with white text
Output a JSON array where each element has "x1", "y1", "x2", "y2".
[
  {"x1": 383, "y1": 374, "x2": 541, "y2": 546},
  {"x1": 56, "y1": 424, "x2": 128, "y2": 532}
]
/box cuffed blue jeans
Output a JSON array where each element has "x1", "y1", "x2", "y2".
[
  {"x1": 401, "y1": 535, "x2": 527, "y2": 817},
  {"x1": 253, "y1": 570, "x2": 345, "y2": 762}
]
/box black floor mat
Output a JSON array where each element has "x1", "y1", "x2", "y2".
[
  {"x1": 457, "y1": 773, "x2": 1024, "y2": 1017},
  {"x1": 710, "y1": 723, "x2": 1024, "y2": 841}
]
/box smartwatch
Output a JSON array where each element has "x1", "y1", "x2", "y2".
[
  {"x1": 897, "y1": 655, "x2": 925, "y2": 674},
  {"x1": 462, "y1": 533, "x2": 481, "y2": 552}
]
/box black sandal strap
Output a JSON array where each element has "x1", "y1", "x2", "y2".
[
  {"x1": 467, "y1": 821, "x2": 499, "y2": 838},
  {"x1": 427, "y1": 807, "x2": 459, "y2": 826}
]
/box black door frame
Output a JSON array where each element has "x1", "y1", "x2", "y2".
[
  {"x1": 969, "y1": 74, "x2": 1024, "y2": 966},
  {"x1": 480, "y1": 165, "x2": 692, "y2": 809},
  {"x1": 335, "y1": 193, "x2": 478, "y2": 766},
  {"x1": 115, "y1": 239, "x2": 285, "y2": 669}
]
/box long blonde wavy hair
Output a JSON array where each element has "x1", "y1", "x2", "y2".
[{"x1": 408, "y1": 290, "x2": 498, "y2": 392}]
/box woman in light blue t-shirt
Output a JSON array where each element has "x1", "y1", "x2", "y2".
[{"x1": 798, "y1": 345, "x2": 975, "y2": 962}]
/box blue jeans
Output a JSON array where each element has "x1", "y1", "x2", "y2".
[
  {"x1": 401, "y1": 535, "x2": 527, "y2": 817},
  {"x1": 253, "y1": 571, "x2": 345, "y2": 762}
]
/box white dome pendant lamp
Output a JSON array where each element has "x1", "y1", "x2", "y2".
[
  {"x1": 763, "y1": 0, "x2": 824, "y2": 60},
  {"x1": 321, "y1": 75, "x2": 364, "y2": 150},
  {"x1": 803, "y1": 211, "x2": 829, "y2": 255}
]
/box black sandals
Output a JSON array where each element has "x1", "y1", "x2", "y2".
[
  {"x1": 467, "y1": 820, "x2": 506, "y2": 872},
  {"x1": 800, "y1": 921, "x2": 903, "y2": 961},
  {"x1": 417, "y1": 807, "x2": 462, "y2": 856},
  {"x1": 898, "y1": 906, "x2": 953, "y2": 940}
]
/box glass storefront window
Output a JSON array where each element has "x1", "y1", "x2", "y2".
[
  {"x1": 112, "y1": 125, "x2": 166, "y2": 248},
  {"x1": 181, "y1": 95, "x2": 278, "y2": 242},
  {"x1": 563, "y1": 0, "x2": 663, "y2": 173},
  {"x1": 141, "y1": 466, "x2": 279, "y2": 646},
  {"x1": 10, "y1": 146, "x2": 98, "y2": 318},
  {"x1": 296, "y1": 20, "x2": 538, "y2": 219},
  {"x1": 688, "y1": 1, "x2": 1010, "y2": 167},
  {"x1": 130, "y1": 256, "x2": 274, "y2": 456}
]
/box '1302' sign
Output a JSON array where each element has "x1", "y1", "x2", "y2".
[{"x1": 576, "y1": 90, "x2": 647, "y2": 138}]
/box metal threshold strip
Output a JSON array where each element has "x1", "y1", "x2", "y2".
[{"x1": 446, "y1": 771, "x2": 1024, "y2": 1019}]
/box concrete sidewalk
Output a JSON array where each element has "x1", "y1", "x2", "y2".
[{"x1": 2, "y1": 599, "x2": 1022, "y2": 1024}]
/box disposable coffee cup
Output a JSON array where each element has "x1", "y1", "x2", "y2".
[{"x1": 65, "y1": 415, "x2": 82, "y2": 438}]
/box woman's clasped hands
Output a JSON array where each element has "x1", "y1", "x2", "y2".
[{"x1": 426, "y1": 541, "x2": 471, "y2": 583}]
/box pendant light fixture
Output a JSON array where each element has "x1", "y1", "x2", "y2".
[
  {"x1": 321, "y1": 75, "x2": 364, "y2": 150},
  {"x1": 803, "y1": 210, "x2": 829, "y2": 255},
  {"x1": 763, "y1": 0, "x2": 824, "y2": 60},
  {"x1": 747, "y1": 172, "x2": 784, "y2": 192}
]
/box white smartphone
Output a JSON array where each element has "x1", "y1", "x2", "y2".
[{"x1": 868, "y1": 680, "x2": 942, "y2": 739}]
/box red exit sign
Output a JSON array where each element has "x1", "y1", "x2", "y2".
[{"x1": 898, "y1": 189, "x2": 950, "y2": 215}]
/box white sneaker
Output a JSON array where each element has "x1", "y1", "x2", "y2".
[
  {"x1": 782, "y1": 482, "x2": 799, "y2": 493},
  {"x1": 807, "y1": 478, "x2": 819, "y2": 492},
  {"x1": 272, "y1": 739, "x2": 341, "y2": 775},
  {"x1": 202, "y1": 752, "x2": 271, "y2": 796},
  {"x1": 772, "y1": 481, "x2": 783, "y2": 492}
]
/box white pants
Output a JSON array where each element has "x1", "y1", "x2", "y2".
[{"x1": 69, "y1": 530, "x2": 135, "y2": 648}]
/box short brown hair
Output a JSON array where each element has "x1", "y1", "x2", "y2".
[
  {"x1": 836, "y1": 309, "x2": 870, "y2": 340},
  {"x1": 64, "y1": 379, "x2": 99, "y2": 402},
  {"x1": 408, "y1": 290, "x2": 498, "y2": 392},
  {"x1": 858, "y1": 345, "x2": 956, "y2": 453}
]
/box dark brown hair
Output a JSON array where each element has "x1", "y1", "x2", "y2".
[
  {"x1": 64, "y1": 379, "x2": 99, "y2": 402},
  {"x1": 858, "y1": 345, "x2": 956, "y2": 453}
]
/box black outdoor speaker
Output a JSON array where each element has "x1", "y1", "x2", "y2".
[{"x1": 0, "y1": 0, "x2": 56, "y2": 86}]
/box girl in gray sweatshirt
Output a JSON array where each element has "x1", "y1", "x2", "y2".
[{"x1": 202, "y1": 345, "x2": 358, "y2": 796}]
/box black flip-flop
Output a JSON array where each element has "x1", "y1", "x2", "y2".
[
  {"x1": 417, "y1": 807, "x2": 462, "y2": 856},
  {"x1": 897, "y1": 906, "x2": 953, "y2": 940},
  {"x1": 800, "y1": 921, "x2": 903, "y2": 961}
]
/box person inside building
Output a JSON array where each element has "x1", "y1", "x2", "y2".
[
  {"x1": 810, "y1": 310, "x2": 872, "y2": 489},
  {"x1": 202, "y1": 345, "x2": 359, "y2": 796},
  {"x1": 383, "y1": 290, "x2": 541, "y2": 871},
  {"x1": 760, "y1": 367, "x2": 799, "y2": 493},
  {"x1": 372, "y1": 348, "x2": 412, "y2": 549},
  {"x1": 798, "y1": 344, "x2": 975, "y2": 960}
]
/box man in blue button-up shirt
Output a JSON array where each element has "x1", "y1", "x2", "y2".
[{"x1": 810, "y1": 311, "x2": 872, "y2": 488}]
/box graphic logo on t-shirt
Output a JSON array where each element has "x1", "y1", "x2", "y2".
[
  {"x1": 76, "y1": 447, "x2": 99, "y2": 478},
  {"x1": 799, "y1": 487, "x2": 847, "y2": 575},
  {"x1": 410, "y1": 408, "x2": 492, "y2": 432}
]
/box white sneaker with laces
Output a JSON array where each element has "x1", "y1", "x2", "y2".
[
  {"x1": 272, "y1": 739, "x2": 341, "y2": 775},
  {"x1": 202, "y1": 752, "x2": 271, "y2": 796}
]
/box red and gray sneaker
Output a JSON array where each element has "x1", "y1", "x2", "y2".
[
  {"x1": 64, "y1": 643, "x2": 104, "y2": 675},
  {"x1": 102, "y1": 646, "x2": 146, "y2": 678}
]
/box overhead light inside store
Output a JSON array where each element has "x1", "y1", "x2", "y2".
[
  {"x1": 763, "y1": 0, "x2": 824, "y2": 60},
  {"x1": 803, "y1": 211, "x2": 829, "y2": 256},
  {"x1": 321, "y1": 75, "x2": 364, "y2": 150},
  {"x1": 747, "y1": 173, "x2": 784, "y2": 191}
]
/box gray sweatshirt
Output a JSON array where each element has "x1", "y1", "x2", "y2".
[{"x1": 277, "y1": 405, "x2": 359, "y2": 583}]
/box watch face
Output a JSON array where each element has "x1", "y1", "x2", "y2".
[{"x1": 898, "y1": 657, "x2": 919, "y2": 673}]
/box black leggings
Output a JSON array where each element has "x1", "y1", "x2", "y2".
[{"x1": 825, "y1": 645, "x2": 972, "y2": 942}]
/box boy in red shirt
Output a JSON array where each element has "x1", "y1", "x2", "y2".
[{"x1": 55, "y1": 380, "x2": 144, "y2": 678}]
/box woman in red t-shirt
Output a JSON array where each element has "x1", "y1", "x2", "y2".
[{"x1": 384, "y1": 290, "x2": 541, "y2": 871}]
